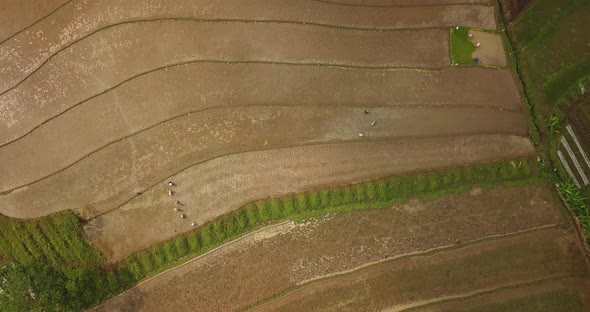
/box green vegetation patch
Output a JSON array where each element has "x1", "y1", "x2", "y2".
[
  {"x1": 0, "y1": 211, "x2": 113, "y2": 311},
  {"x1": 504, "y1": 0, "x2": 590, "y2": 226},
  {"x1": 544, "y1": 58, "x2": 590, "y2": 103},
  {"x1": 0, "y1": 211, "x2": 102, "y2": 268},
  {"x1": 450, "y1": 27, "x2": 475, "y2": 65},
  {"x1": 0, "y1": 158, "x2": 542, "y2": 311},
  {"x1": 559, "y1": 179, "x2": 590, "y2": 240},
  {"x1": 512, "y1": 0, "x2": 581, "y2": 46}
]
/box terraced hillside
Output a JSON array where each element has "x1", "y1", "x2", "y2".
[{"x1": 1, "y1": 0, "x2": 589, "y2": 311}]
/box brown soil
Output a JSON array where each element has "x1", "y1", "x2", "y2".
[
  {"x1": 85, "y1": 135, "x2": 534, "y2": 263},
  {"x1": 0, "y1": 22, "x2": 449, "y2": 146},
  {"x1": 0, "y1": 66, "x2": 524, "y2": 192},
  {"x1": 0, "y1": 0, "x2": 497, "y2": 93},
  {"x1": 470, "y1": 30, "x2": 508, "y2": 67},
  {"x1": 251, "y1": 228, "x2": 587, "y2": 312},
  {"x1": 0, "y1": 102, "x2": 529, "y2": 217},
  {"x1": 93, "y1": 184, "x2": 587, "y2": 312},
  {"x1": 0, "y1": 0, "x2": 68, "y2": 42},
  {"x1": 408, "y1": 277, "x2": 590, "y2": 311}
]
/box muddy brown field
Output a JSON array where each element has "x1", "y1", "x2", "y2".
[
  {"x1": 0, "y1": 0, "x2": 67, "y2": 42},
  {"x1": 0, "y1": 0, "x2": 497, "y2": 93},
  {"x1": 2, "y1": 0, "x2": 589, "y2": 310},
  {"x1": 470, "y1": 30, "x2": 508, "y2": 67},
  {"x1": 94, "y1": 184, "x2": 590, "y2": 311},
  {"x1": 0, "y1": 66, "x2": 524, "y2": 193},
  {"x1": 0, "y1": 23, "x2": 450, "y2": 145}
]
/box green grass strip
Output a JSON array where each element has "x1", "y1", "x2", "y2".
[{"x1": 450, "y1": 27, "x2": 475, "y2": 65}]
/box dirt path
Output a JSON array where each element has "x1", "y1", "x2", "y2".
[
  {"x1": 84, "y1": 135, "x2": 534, "y2": 262},
  {"x1": 0, "y1": 65, "x2": 524, "y2": 192},
  {"x1": 92, "y1": 184, "x2": 586, "y2": 311},
  {"x1": 0, "y1": 23, "x2": 450, "y2": 146},
  {"x1": 0, "y1": 0, "x2": 68, "y2": 42},
  {"x1": 0, "y1": 0, "x2": 496, "y2": 94}
]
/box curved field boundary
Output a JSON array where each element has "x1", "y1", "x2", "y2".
[
  {"x1": 0, "y1": 21, "x2": 450, "y2": 145},
  {"x1": 247, "y1": 228, "x2": 584, "y2": 311},
  {"x1": 0, "y1": 105, "x2": 527, "y2": 192},
  {"x1": 0, "y1": 0, "x2": 497, "y2": 93},
  {"x1": 0, "y1": 104, "x2": 528, "y2": 194},
  {"x1": 95, "y1": 204, "x2": 580, "y2": 312},
  {"x1": 397, "y1": 276, "x2": 590, "y2": 311},
  {"x1": 115, "y1": 228, "x2": 563, "y2": 310},
  {"x1": 0, "y1": 65, "x2": 524, "y2": 190},
  {"x1": 0, "y1": 0, "x2": 71, "y2": 43},
  {"x1": 0, "y1": 61, "x2": 518, "y2": 149},
  {"x1": 0, "y1": 134, "x2": 533, "y2": 220},
  {"x1": 84, "y1": 135, "x2": 535, "y2": 261}
]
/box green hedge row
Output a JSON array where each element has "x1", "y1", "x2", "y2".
[
  {"x1": 0, "y1": 158, "x2": 539, "y2": 311},
  {"x1": 116, "y1": 158, "x2": 537, "y2": 283}
]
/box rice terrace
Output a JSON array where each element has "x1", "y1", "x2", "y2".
[{"x1": 0, "y1": 0, "x2": 589, "y2": 311}]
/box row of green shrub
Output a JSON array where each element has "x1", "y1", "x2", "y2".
[
  {"x1": 0, "y1": 158, "x2": 540, "y2": 311},
  {"x1": 117, "y1": 159, "x2": 537, "y2": 283}
]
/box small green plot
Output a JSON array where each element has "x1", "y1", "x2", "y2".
[{"x1": 451, "y1": 27, "x2": 475, "y2": 65}]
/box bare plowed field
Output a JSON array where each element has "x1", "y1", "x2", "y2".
[
  {"x1": 0, "y1": 23, "x2": 449, "y2": 145},
  {"x1": 85, "y1": 135, "x2": 533, "y2": 262},
  {"x1": 0, "y1": 66, "x2": 525, "y2": 192},
  {"x1": 0, "y1": 133, "x2": 532, "y2": 220},
  {"x1": 0, "y1": 103, "x2": 529, "y2": 215},
  {"x1": 0, "y1": 0, "x2": 67, "y2": 42},
  {"x1": 0, "y1": 63, "x2": 522, "y2": 144},
  {"x1": 0, "y1": 0, "x2": 496, "y2": 94},
  {"x1": 4, "y1": 1, "x2": 587, "y2": 310},
  {"x1": 93, "y1": 185, "x2": 588, "y2": 311},
  {"x1": 251, "y1": 228, "x2": 587, "y2": 312},
  {"x1": 408, "y1": 278, "x2": 590, "y2": 312}
]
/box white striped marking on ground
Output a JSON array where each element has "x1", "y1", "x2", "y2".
[
  {"x1": 558, "y1": 149, "x2": 581, "y2": 188},
  {"x1": 566, "y1": 125, "x2": 590, "y2": 171},
  {"x1": 560, "y1": 136, "x2": 589, "y2": 185}
]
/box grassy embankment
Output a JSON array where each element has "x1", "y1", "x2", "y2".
[
  {"x1": 1, "y1": 158, "x2": 540, "y2": 311},
  {"x1": 498, "y1": 0, "x2": 590, "y2": 240}
]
